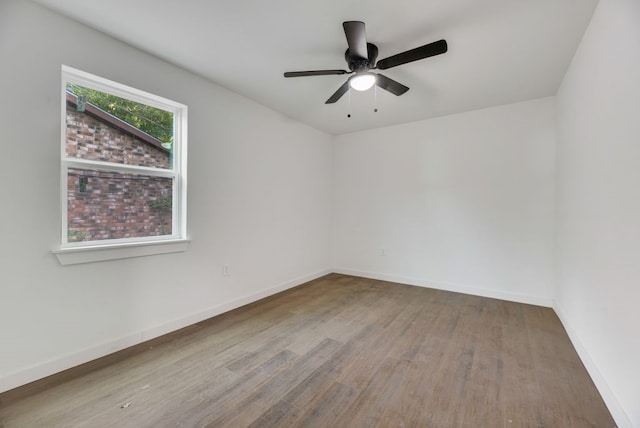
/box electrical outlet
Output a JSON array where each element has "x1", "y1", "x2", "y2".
[{"x1": 222, "y1": 264, "x2": 230, "y2": 276}]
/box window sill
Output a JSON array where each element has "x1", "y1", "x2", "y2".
[{"x1": 53, "y1": 239, "x2": 190, "y2": 265}]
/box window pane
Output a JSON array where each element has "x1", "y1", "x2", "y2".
[
  {"x1": 65, "y1": 84, "x2": 173, "y2": 169},
  {"x1": 67, "y1": 168, "x2": 173, "y2": 242}
]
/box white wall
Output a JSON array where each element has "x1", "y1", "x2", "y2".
[
  {"x1": 0, "y1": 0, "x2": 332, "y2": 392},
  {"x1": 555, "y1": 0, "x2": 640, "y2": 426},
  {"x1": 332, "y1": 97, "x2": 556, "y2": 306}
]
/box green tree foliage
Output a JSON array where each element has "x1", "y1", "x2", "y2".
[{"x1": 67, "y1": 84, "x2": 173, "y2": 144}]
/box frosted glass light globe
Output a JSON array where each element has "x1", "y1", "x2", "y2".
[{"x1": 350, "y1": 73, "x2": 376, "y2": 91}]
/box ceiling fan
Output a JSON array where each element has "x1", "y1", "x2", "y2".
[{"x1": 284, "y1": 21, "x2": 448, "y2": 104}]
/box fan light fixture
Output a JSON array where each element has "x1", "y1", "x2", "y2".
[
  {"x1": 283, "y1": 21, "x2": 448, "y2": 104},
  {"x1": 350, "y1": 73, "x2": 376, "y2": 91}
]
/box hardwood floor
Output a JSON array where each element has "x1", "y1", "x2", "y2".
[{"x1": 0, "y1": 274, "x2": 615, "y2": 427}]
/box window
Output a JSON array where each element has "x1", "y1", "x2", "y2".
[{"x1": 54, "y1": 66, "x2": 188, "y2": 265}]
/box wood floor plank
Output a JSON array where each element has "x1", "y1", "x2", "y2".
[
  {"x1": 290, "y1": 381, "x2": 359, "y2": 427},
  {"x1": 161, "y1": 349, "x2": 299, "y2": 428},
  {"x1": 0, "y1": 274, "x2": 616, "y2": 428},
  {"x1": 206, "y1": 338, "x2": 343, "y2": 427}
]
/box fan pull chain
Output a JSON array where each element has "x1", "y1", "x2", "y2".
[
  {"x1": 374, "y1": 84, "x2": 378, "y2": 113},
  {"x1": 347, "y1": 87, "x2": 352, "y2": 118}
]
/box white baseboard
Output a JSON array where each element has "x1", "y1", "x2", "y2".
[
  {"x1": 0, "y1": 268, "x2": 331, "y2": 394},
  {"x1": 333, "y1": 268, "x2": 554, "y2": 307},
  {"x1": 553, "y1": 303, "x2": 632, "y2": 428},
  {"x1": 141, "y1": 268, "x2": 332, "y2": 341},
  {"x1": 0, "y1": 332, "x2": 142, "y2": 394}
]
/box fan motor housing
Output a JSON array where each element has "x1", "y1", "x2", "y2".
[{"x1": 345, "y1": 43, "x2": 379, "y2": 71}]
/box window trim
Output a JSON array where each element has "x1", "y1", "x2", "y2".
[
  {"x1": 54, "y1": 65, "x2": 188, "y2": 265},
  {"x1": 53, "y1": 238, "x2": 190, "y2": 266}
]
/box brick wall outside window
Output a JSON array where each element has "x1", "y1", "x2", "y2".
[{"x1": 65, "y1": 107, "x2": 173, "y2": 242}]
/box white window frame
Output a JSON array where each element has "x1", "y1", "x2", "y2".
[{"x1": 53, "y1": 65, "x2": 189, "y2": 265}]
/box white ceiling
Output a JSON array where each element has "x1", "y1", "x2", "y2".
[{"x1": 35, "y1": 0, "x2": 598, "y2": 135}]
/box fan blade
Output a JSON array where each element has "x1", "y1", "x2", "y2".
[
  {"x1": 375, "y1": 74, "x2": 409, "y2": 96},
  {"x1": 325, "y1": 80, "x2": 350, "y2": 104},
  {"x1": 376, "y1": 39, "x2": 447, "y2": 70},
  {"x1": 343, "y1": 21, "x2": 368, "y2": 60},
  {"x1": 284, "y1": 70, "x2": 349, "y2": 77}
]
